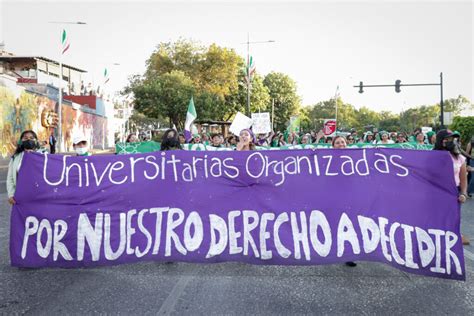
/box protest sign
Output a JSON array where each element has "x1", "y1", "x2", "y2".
[
  {"x1": 251, "y1": 113, "x2": 271, "y2": 134},
  {"x1": 11, "y1": 149, "x2": 464, "y2": 280},
  {"x1": 229, "y1": 112, "x2": 253, "y2": 136},
  {"x1": 287, "y1": 116, "x2": 300, "y2": 133},
  {"x1": 422, "y1": 127, "x2": 433, "y2": 134},
  {"x1": 323, "y1": 119, "x2": 337, "y2": 136}
]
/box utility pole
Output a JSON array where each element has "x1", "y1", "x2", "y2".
[
  {"x1": 243, "y1": 35, "x2": 275, "y2": 116},
  {"x1": 48, "y1": 21, "x2": 86, "y2": 152}
]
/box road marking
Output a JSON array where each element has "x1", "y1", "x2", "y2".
[{"x1": 157, "y1": 274, "x2": 194, "y2": 315}]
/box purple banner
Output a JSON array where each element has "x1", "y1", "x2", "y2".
[{"x1": 10, "y1": 149, "x2": 465, "y2": 280}]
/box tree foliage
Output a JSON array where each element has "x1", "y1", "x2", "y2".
[
  {"x1": 127, "y1": 39, "x2": 306, "y2": 128},
  {"x1": 263, "y1": 72, "x2": 301, "y2": 131},
  {"x1": 450, "y1": 116, "x2": 474, "y2": 148}
]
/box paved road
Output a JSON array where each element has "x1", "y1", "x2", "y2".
[
  {"x1": 0, "y1": 157, "x2": 474, "y2": 314},
  {"x1": 0, "y1": 158, "x2": 8, "y2": 194}
]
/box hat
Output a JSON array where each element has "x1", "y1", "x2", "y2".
[
  {"x1": 426, "y1": 131, "x2": 435, "y2": 139},
  {"x1": 436, "y1": 129, "x2": 459, "y2": 140},
  {"x1": 380, "y1": 131, "x2": 389, "y2": 136},
  {"x1": 365, "y1": 131, "x2": 373, "y2": 136},
  {"x1": 73, "y1": 134, "x2": 87, "y2": 145},
  {"x1": 453, "y1": 130, "x2": 461, "y2": 137}
]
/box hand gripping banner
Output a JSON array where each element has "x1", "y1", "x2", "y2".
[{"x1": 10, "y1": 149, "x2": 464, "y2": 280}]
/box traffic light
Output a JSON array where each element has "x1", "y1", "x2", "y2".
[
  {"x1": 395, "y1": 80, "x2": 401, "y2": 93},
  {"x1": 358, "y1": 81, "x2": 364, "y2": 94}
]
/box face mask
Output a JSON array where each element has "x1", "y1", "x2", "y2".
[
  {"x1": 444, "y1": 141, "x2": 457, "y2": 152},
  {"x1": 21, "y1": 140, "x2": 37, "y2": 150},
  {"x1": 75, "y1": 147, "x2": 88, "y2": 156}
]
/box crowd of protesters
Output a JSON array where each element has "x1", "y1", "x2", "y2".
[{"x1": 166, "y1": 127, "x2": 443, "y2": 149}]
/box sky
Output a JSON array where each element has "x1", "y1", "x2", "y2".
[{"x1": 1, "y1": 0, "x2": 472, "y2": 113}]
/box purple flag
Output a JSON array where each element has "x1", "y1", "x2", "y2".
[{"x1": 10, "y1": 149, "x2": 465, "y2": 280}]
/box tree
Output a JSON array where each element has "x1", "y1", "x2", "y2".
[
  {"x1": 378, "y1": 111, "x2": 401, "y2": 132},
  {"x1": 263, "y1": 72, "x2": 301, "y2": 131},
  {"x1": 131, "y1": 70, "x2": 194, "y2": 129},
  {"x1": 441, "y1": 95, "x2": 472, "y2": 116},
  {"x1": 450, "y1": 116, "x2": 474, "y2": 148},
  {"x1": 138, "y1": 39, "x2": 246, "y2": 123},
  {"x1": 400, "y1": 105, "x2": 439, "y2": 133},
  {"x1": 128, "y1": 111, "x2": 167, "y2": 133}
]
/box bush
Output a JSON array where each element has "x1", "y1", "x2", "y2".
[{"x1": 450, "y1": 116, "x2": 474, "y2": 148}]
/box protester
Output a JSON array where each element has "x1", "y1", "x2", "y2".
[
  {"x1": 73, "y1": 135, "x2": 91, "y2": 156},
  {"x1": 210, "y1": 133, "x2": 223, "y2": 148},
  {"x1": 396, "y1": 133, "x2": 407, "y2": 143},
  {"x1": 346, "y1": 135, "x2": 355, "y2": 145},
  {"x1": 7, "y1": 130, "x2": 44, "y2": 205},
  {"x1": 330, "y1": 135, "x2": 357, "y2": 267},
  {"x1": 364, "y1": 131, "x2": 374, "y2": 143},
  {"x1": 390, "y1": 132, "x2": 398, "y2": 143},
  {"x1": 178, "y1": 133, "x2": 186, "y2": 145},
  {"x1": 415, "y1": 132, "x2": 425, "y2": 145},
  {"x1": 49, "y1": 130, "x2": 57, "y2": 154},
  {"x1": 236, "y1": 129, "x2": 256, "y2": 151},
  {"x1": 201, "y1": 133, "x2": 210, "y2": 145},
  {"x1": 191, "y1": 134, "x2": 201, "y2": 144},
  {"x1": 161, "y1": 129, "x2": 182, "y2": 151},
  {"x1": 257, "y1": 132, "x2": 273, "y2": 147},
  {"x1": 286, "y1": 132, "x2": 298, "y2": 145},
  {"x1": 272, "y1": 133, "x2": 286, "y2": 147},
  {"x1": 226, "y1": 135, "x2": 238, "y2": 147},
  {"x1": 332, "y1": 135, "x2": 347, "y2": 149},
  {"x1": 466, "y1": 136, "x2": 474, "y2": 197},
  {"x1": 433, "y1": 129, "x2": 469, "y2": 245},
  {"x1": 126, "y1": 134, "x2": 139, "y2": 143},
  {"x1": 377, "y1": 131, "x2": 394, "y2": 144},
  {"x1": 315, "y1": 130, "x2": 326, "y2": 144},
  {"x1": 426, "y1": 131, "x2": 436, "y2": 145},
  {"x1": 300, "y1": 133, "x2": 312, "y2": 145}
]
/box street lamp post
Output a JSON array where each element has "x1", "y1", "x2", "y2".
[
  {"x1": 48, "y1": 21, "x2": 86, "y2": 152},
  {"x1": 243, "y1": 34, "x2": 275, "y2": 116}
]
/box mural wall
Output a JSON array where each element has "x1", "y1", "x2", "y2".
[{"x1": 0, "y1": 80, "x2": 108, "y2": 158}]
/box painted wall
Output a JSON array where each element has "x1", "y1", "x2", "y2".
[{"x1": 0, "y1": 74, "x2": 110, "y2": 157}]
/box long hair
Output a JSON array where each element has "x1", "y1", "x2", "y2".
[
  {"x1": 433, "y1": 131, "x2": 460, "y2": 157},
  {"x1": 13, "y1": 130, "x2": 38, "y2": 157},
  {"x1": 161, "y1": 129, "x2": 181, "y2": 151},
  {"x1": 126, "y1": 134, "x2": 136, "y2": 142},
  {"x1": 331, "y1": 135, "x2": 346, "y2": 147}
]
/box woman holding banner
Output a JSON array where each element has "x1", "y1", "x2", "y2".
[
  {"x1": 7, "y1": 130, "x2": 44, "y2": 205},
  {"x1": 377, "y1": 131, "x2": 394, "y2": 145},
  {"x1": 415, "y1": 132, "x2": 425, "y2": 145},
  {"x1": 434, "y1": 130, "x2": 469, "y2": 245},
  {"x1": 160, "y1": 129, "x2": 182, "y2": 151},
  {"x1": 331, "y1": 135, "x2": 357, "y2": 267}
]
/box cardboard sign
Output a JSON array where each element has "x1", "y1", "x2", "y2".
[
  {"x1": 421, "y1": 127, "x2": 433, "y2": 135},
  {"x1": 229, "y1": 112, "x2": 253, "y2": 136},
  {"x1": 323, "y1": 119, "x2": 337, "y2": 136},
  {"x1": 251, "y1": 112, "x2": 271, "y2": 134},
  {"x1": 288, "y1": 116, "x2": 300, "y2": 133}
]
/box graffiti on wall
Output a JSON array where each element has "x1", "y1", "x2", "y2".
[{"x1": 0, "y1": 84, "x2": 108, "y2": 158}]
